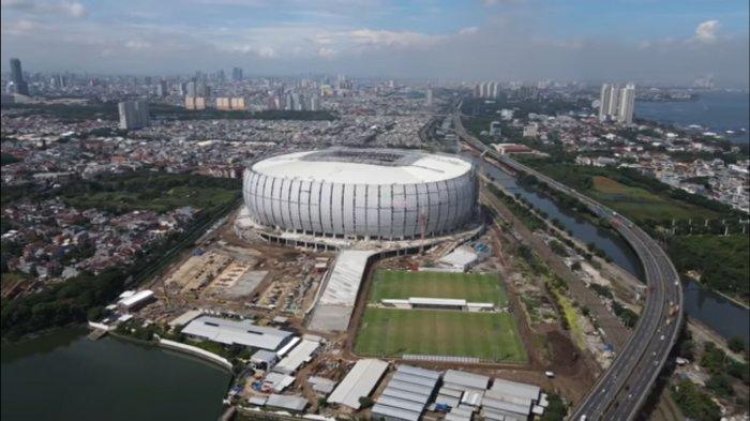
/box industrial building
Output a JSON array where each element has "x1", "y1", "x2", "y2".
[
  {"x1": 242, "y1": 148, "x2": 478, "y2": 241},
  {"x1": 371, "y1": 365, "x2": 441, "y2": 421},
  {"x1": 117, "y1": 289, "x2": 154, "y2": 313},
  {"x1": 181, "y1": 315, "x2": 295, "y2": 351},
  {"x1": 328, "y1": 359, "x2": 388, "y2": 409}
]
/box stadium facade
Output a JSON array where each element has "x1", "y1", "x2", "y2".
[{"x1": 242, "y1": 148, "x2": 478, "y2": 240}]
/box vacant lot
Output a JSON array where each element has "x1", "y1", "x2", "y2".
[
  {"x1": 370, "y1": 270, "x2": 507, "y2": 306},
  {"x1": 590, "y1": 176, "x2": 716, "y2": 221},
  {"x1": 355, "y1": 308, "x2": 526, "y2": 362}
]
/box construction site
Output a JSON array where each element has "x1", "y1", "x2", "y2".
[{"x1": 85, "y1": 148, "x2": 660, "y2": 421}]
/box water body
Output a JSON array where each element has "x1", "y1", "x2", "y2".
[
  {"x1": 636, "y1": 91, "x2": 750, "y2": 144},
  {"x1": 1, "y1": 328, "x2": 231, "y2": 421},
  {"x1": 471, "y1": 154, "x2": 750, "y2": 344}
]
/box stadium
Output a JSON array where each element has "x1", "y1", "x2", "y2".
[{"x1": 240, "y1": 148, "x2": 478, "y2": 242}]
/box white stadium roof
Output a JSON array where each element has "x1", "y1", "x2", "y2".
[{"x1": 252, "y1": 149, "x2": 472, "y2": 185}]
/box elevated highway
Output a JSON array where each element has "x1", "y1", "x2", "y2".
[{"x1": 453, "y1": 112, "x2": 683, "y2": 420}]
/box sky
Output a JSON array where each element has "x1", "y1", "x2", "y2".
[{"x1": 1, "y1": 0, "x2": 749, "y2": 86}]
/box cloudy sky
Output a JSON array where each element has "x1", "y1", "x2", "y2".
[{"x1": 1, "y1": 0, "x2": 748, "y2": 86}]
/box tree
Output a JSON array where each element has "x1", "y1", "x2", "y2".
[
  {"x1": 672, "y1": 380, "x2": 721, "y2": 421},
  {"x1": 541, "y1": 393, "x2": 567, "y2": 421},
  {"x1": 358, "y1": 396, "x2": 374, "y2": 409},
  {"x1": 706, "y1": 374, "x2": 734, "y2": 398},
  {"x1": 728, "y1": 336, "x2": 746, "y2": 354}
]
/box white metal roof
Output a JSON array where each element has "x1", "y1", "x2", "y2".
[
  {"x1": 439, "y1": 246, "x2": 479, "y2": 269},
  {"x1": 318, "y1": 250, "x2": 374, "y2": 306},
  {"x1": 387, "y1": 379, "x2": 436, "y2": 396},
  {"x1": 409, "y1": 297, "x2": 466, "y2": 306},
  {"x1": 483, "y1": 389, "x2": 533, "y2": 407},
  {"x1": 181, "y1": 315, "x2": 294, "y2": 350},
  {"x1": 252, "y1": 150, "x2": 472, "y2": 185},
  {"x1": 490, "y1": 378, "x2": 541, "y2": 402},
  {"x1": 118, "y1": 289, "x2": 153, "y2": 307},
  {"x1": 443, "y1": 370, "x2": 490, "y2": 391},
  {"x1": 371, "y1": 403, "x2": 421, "y2": 421},
  {"x1": 376, "y1": 396, "x2": 426, "y2": 413},
  {"x1": 266, "y1": 394, "x2": 308, "y2": 412},
  {"x1": 309, "y1": 250, "x2": 375, "y2": 332},
  {"x1": 168, "y1": 309, "x2": 203, "y2": 327},
  {"x1": 480, "y1": 398, "x2": 530, "y2": 417},
  {"x1": 273, "y1": 339, "x2": 320, "y2": 375},
  {"x1": 328, "y1": 359, "x2": 388, "y2": 409}
]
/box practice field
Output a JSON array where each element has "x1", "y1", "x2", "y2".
[
  {"x1": 589, "y1": 176, "x2": 717, "y2": 221},
  {"x1": 355, "y1": 308, "x2": 527, "y2": 362},
  {"x1": 370, "y1": 270, "x2": 507, "y2": 306}
]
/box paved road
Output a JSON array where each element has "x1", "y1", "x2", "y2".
[{"x1": 453, "y1": 111, "x2": 683, "y2": 420}]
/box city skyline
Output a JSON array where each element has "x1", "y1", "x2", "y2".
[{"x1": 1, "y1": 0, "x2": 749, "y2": 87}]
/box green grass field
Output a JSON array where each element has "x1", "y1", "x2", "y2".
[
  {"x1": 589, "y1": 176, "x2": 717, "y2": 221},
  {"x1": 355, "y1": 308, "x2": 527, "y2": 362},
  {"x1": 370, "y1": 270, "x2": 507, "y2": 306}
]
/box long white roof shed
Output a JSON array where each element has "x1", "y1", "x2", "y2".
[
  {"x1": 309, "y1": 250, "x2": 375, "y2": 332},
  {"x1": 443, "y1": 370, "x2": 490, "y2": 391},
  {"x1": 181, "y1": 315, "x2": 294, "y2": 351},
  {"x1": 490, "y1": 378, "x2": 541, "y2": 402},
  {"x1": 272, "y1": 339, "x2": 320, "y2": 375},
  {"x1": 328, "y1": 359, "x2": 388, "y2": 409},
  {"x1": 372, "y1": 365, "x2": 441, "y2": 421}
]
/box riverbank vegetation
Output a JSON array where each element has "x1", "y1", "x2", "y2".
[
  {"x1": 668, "y1": 235, "x2": 749, "y2": 303},
  {"x1": 507, "y1": 161, "x2": 749, "y2": 304}
]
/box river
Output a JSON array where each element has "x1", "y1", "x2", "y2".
[
  {"x1": 472, "y1": 155, "x2": 750, "y2": 344},
  {"x1": 1, "y1": 328, "x2": 232, "y2": 421}
]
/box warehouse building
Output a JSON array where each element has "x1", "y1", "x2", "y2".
[
  {"x1": 371, "y1": 365, "x2": 441, "y2": 421},
  {"x1": 328, "y1": 359, "x2": 388, "y2": 409},
  {"x1": 272, "y1": 338, "x2": 320, "y2": 375},
  {"x1": 181, "y1": 315, "x2": 295, "y2": 351}
]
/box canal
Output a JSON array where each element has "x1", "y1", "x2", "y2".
[
  {"x1": 1, "y1": 328, "x2": 232, "y2": 421},
  {"x1": 472, "y1": 154, "x2": 750, "y2": 344}
]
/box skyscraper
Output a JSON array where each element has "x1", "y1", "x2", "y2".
[
  {"x1": 425, "y1": 88, "x2": 433, "y2": 106},
  {"x1": 599, "y1": 83, "x2": 635, "y2": 124},
  {"x1": 156, "y1": 80, "x2": 168, "y2": 97},
  {"x1": 118, "y1": 100, "x2": 150, "y2": 130},
  {"x1": 232, "y1": 67, "x2": 243, "y2": 82},
  {"x1": 617, "y1": 83, "x2": 636, "y2": 124},
  {"x1": 9, "y1": 58, "x2": 29, "y2": 96}
]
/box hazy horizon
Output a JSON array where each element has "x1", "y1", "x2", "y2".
[{"x1": 1, "y1": 0, "x2": 749, "y2": 88}]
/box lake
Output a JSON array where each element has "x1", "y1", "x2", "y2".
[{"x1": 1, "y1": 328, "x2": 232, "y2": 421}]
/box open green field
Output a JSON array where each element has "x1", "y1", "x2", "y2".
[
  {"x1": 355, "y1": 308, "x2": 527, "y2": 362},
  {"x1": 370, "y1": 270, "x2": 507, "y2": 306},
  {"x1": 589, "y1": 176, "x2": 717, "y2": 221}
]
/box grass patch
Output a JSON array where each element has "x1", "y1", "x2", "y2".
[
  {"x1": 355, "y1": 308, "x2": 526, "y2": 363},
  {"x1": 370, "y1": 270, "x2": 507, "y2": 306},
  {"x1": 555, "y1": 293, "x2": 586, "y2": 349},
  {"x1": 58, "y1": 171, "x2": 240, "y2": 215},
  {"x1": 589, "y1": 176, "x2": 716, "y2": 221}
]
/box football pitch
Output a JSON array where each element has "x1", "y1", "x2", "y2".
[
  {"x1": 369, "y1": 270, "x2": 508, "y2": 306},
  {"x1": 354, "y1": 308, "x2": 527, "y2": 363}
]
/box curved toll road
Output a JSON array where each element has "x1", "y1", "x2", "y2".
[{"x1": 453, "y1": 111, "x2": 683, "y2": 420}]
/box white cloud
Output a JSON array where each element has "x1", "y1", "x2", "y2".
[
  {"x1": 695, "y1": 20, "x2": 719, "y2": 43},
  {"x1": 317, "y1": 47, "x2": 336, "y2": 58},
  {"x1": 1, "y1": 0, "x2": 86, "y2": 17},
  {"x1": 458, "y1": 26, "x2": 479, "y2": 35},
  {"x1": 347, "y1": 29, "x2": 441, "y2": 48}
]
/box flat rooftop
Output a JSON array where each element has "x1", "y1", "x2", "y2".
[{"x1": 251, "y1": 148, "x2": 473, "y2": 185}]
